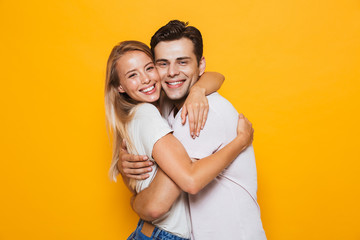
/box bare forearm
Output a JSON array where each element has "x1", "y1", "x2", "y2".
[
  {"x1": 132, "y1": 168, "x2": 181, "y2": 221},
  {"x1": 153, "y1": 134, "x2": 249, "y2": 195},
  {"x1": 131, "y1": 136, "x2": 247, "y2": 221},
  {"x1": 121, "y1": 174, "x2": 136, "y2": 194},
  {"x1": 187, "y1": 136, "x2": 248, "y2": 194},
  {"x1": 193, "y1": 72, "x2": 224, "y2": 95}
]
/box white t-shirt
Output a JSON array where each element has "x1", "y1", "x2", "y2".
[
  {"x1": 126, "y1": 103, "x2": 191, "y2": 239},
  {"x1": 165, "y1": 93, "x2": 266, "y2": 240}
]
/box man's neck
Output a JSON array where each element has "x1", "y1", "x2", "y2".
[{"x1": 172, "y1": 97, "x2": 187, "y2": 117}]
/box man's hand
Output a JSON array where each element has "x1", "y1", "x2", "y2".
[
  {"x1": 117, "y1": 140, "x2": 153, "y2": 180},
  {"x1": 181, "y1": 86, "x2": 209, "y2": 139}
]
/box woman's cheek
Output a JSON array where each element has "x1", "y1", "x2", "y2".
[
  {"x1": 150, "y1": 72, "x2": 160, "y2": 82},
  {"x1": 129, "y1": 79, "x2": 139, "y2": 89}
]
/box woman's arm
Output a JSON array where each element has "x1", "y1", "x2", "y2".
[
  {"x1": 182, "y1": 72, "x2": 225, "y2": 138},
  {"x1": 193, "y1": 71, "x2": 225, "y2": 95},
  {"x1": 153, "y1": 113, "x2": 252, "y2": 195},
  {"x1": 131, "y1": 114, "x2": 253, "y2": 221}
]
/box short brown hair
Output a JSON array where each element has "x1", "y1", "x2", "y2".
[{"x1": 150, "y1": 20, "x2": 203, "y2": 64}]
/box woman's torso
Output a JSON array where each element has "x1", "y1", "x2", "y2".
[{"x1": 127, "y1": 103, "x2": 191, "y2": 239}]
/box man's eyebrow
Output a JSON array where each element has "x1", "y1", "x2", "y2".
[
  {"x1": 155, "y1": 59, "x2": 168, "y2": 63},
  {"x1": 176, "y1": 57, "x2": 191, "y2": 61}
]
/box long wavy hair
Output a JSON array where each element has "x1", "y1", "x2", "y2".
[{"x1": 105, "y1": 41, "x2": 154, "y2": 190}]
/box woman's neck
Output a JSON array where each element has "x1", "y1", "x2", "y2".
[{"x1": 151, "y1": 100, "x2": 161, "y2": 112}]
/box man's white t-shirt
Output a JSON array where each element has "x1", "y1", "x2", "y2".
[
  {"x1": 126, "y1": 103, "x2": 191, "y2": 239},
  {"x1": 165, "y1": 93, "x2": 267, "y2": 240}
]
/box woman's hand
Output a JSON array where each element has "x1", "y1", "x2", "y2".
[
  {"x1": 236, "y1": 114, "x2": 254, "y2": 151},
  {"x1": 181, "y1": 85, "x2": 209, "y2": 138}
]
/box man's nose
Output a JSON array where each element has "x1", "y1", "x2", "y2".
[{"x1": 167, "y1": 64, "x2": 179, "y2": 78}]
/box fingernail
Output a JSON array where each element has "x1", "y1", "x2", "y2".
[
  {"x1": 143, "y1": 156, "x2": 148, "y2": 160},
  {"x1": 148, "y1": 162, "x2": 153, "y2": 166},
  {"x1": 196, "y1": 132, "x2": 199, "y2": 137},
  {"x1": 148, "y1": 167, "x2": 152, "y2": 171}
]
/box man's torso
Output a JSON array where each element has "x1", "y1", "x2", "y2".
[{"x1": 164, "y1": 92, "x2": 266, "y2": 240}]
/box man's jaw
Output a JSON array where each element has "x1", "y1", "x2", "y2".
[{"x1": 162, "y1": 85, "x2": 189, "y2": 111}]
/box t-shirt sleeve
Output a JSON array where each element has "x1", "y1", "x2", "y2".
[{"x1": 131, "y1": 103, "x2": 173, "y2": 158}]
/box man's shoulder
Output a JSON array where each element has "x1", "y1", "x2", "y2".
[
  {"x1": 207, "y1": 92, "x2": 238, "y2": 116},
  {"x1": 171, "y1": 92, "x2": 238, "y2": 158}
]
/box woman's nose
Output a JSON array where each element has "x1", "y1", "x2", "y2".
[{"x1": 140, "y1": 73, "x2": 151, "y2": 84}]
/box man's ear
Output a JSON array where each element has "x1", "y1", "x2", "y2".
[
  {"x1": 117, "y1": 85, "x2": 125, "y2": 93},
  {"x1": 198, "y1": 56, "x2": 206, "y2": 76}
]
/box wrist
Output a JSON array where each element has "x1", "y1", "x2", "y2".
[
  {"x1": 190, "y1": 85, "x2": 206, "y2": 95},
  {"x1": 235, "y1": 133, "x2": 250, "y2": 148}
]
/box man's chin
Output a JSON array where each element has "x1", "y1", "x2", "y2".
[
  {"x1": 165, "y1": 93, "x2": 186, "y2": 101},
  {"x1": 162, "y1": 86, "x2": 190, "y2": 101}
]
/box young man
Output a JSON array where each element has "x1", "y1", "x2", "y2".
[{"x1": 119, "y1": 20, "x2": 266, "y2": 239}]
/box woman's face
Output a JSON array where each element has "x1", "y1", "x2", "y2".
[{"x1": 116, "y1": 51, "x2": 161, "y2": 103}]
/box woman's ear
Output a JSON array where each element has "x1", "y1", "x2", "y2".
[{"x1": 117, "y1": 85, "x2": 125, "y2": 93}]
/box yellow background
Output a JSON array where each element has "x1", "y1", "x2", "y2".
[{"x1": 1, "y1": 0, "x2": 359, "y2": 239}]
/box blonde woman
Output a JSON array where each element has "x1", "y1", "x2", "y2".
[{"x1": 105, "y1": 41, "x2": 253, "y2": 240}]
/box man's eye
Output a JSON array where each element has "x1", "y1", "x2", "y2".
[
  {"x1": 180, "y1": 61, "x2": 187, "y2": 65},
  {"x1": 157, "y1": 62, "x2": 167, "y2": 67}
]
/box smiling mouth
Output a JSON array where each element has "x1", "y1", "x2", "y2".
[
  {"x1": 140, "y1": 84, "x2": 156, "y2": 94},
  {"x1": 165, "y1": 80, "x2": 185, "y2": 88}
]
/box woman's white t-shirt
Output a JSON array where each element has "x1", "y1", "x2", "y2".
[{"x1": 126, "y1": 103, "x2": 191, "y2": 239}]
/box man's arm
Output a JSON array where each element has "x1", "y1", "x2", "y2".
[
  {"x1": 117, "y1": 143, "x2": 181, "y2": 221},
  {"x1": 131, "y1": 168, "x2": 182, "y2": 221},
  {"x1": 118, "y1": 140, "x2": 153, "y2": 183}
]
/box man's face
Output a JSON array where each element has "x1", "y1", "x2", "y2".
[{"x1": 154, "y1": 38, "x2": 205, "y2": 102}]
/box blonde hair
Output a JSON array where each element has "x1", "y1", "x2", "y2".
[{"x1": 104, "y1": 41, "x2": 154, "y2": 190}]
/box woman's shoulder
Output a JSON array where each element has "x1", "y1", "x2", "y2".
[
  {"x1": 129, "y1": 103, "x2": 172, "y2": 136},
  {"x1": 133, "y1": 103, "x2": 161, "y2": 118},
  {"x1": 135, "y1": 102, "x2": 158, "y2": 111}
]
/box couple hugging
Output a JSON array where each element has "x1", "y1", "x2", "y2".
[{"x1": 105, "y1": 20, "x2": 266, "y2": 240}]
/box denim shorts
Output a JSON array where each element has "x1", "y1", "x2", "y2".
[{"x1": 127, "y1": 219, "x2": 190, "y2": 240}]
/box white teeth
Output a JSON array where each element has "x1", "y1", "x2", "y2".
[
  {"x1": 141, "y1": 85, "x2": 155, "y2": 93},
  {"x1": 168, "y1": 81, "x2": 183, "y2": 85}
]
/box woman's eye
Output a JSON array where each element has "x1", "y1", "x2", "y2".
[
  {"x1": 128, "y1": 73, "x2": 136, "y2": 78},
  {"x1": 146, "y1": 66, "x2": 154, "y2": 71}
]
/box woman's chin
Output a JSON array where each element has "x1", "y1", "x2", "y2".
[{"x1": 140, "y1": 95, "x2": 160, "y2": 103}]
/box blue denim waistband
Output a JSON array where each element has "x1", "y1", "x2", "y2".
[{"x1": 127, "y1": 219, "x2": 190, "y2": 240}]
